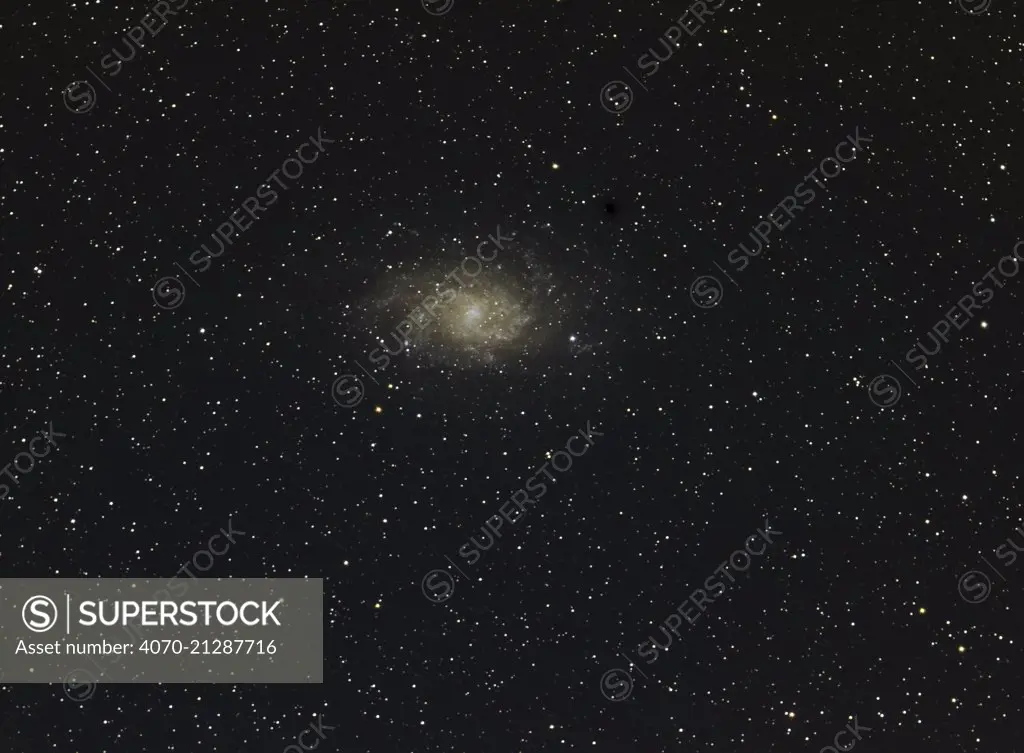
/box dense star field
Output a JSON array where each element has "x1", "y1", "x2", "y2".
[{"x1": 0, "y1": 0, "x2": 1021, "y2": 751}]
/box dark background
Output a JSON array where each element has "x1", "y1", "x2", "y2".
[{"x1": 0, "y1": 0, "x2": 1020, "y2": 751}]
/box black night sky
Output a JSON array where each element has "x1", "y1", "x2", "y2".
[{"x1": 1, "y1": 0, "x2": 1022, "y2": 751}]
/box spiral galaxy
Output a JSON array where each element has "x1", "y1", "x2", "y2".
[{"x1": 356, "y1": 226, "x2": 568, "y2": 371}]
